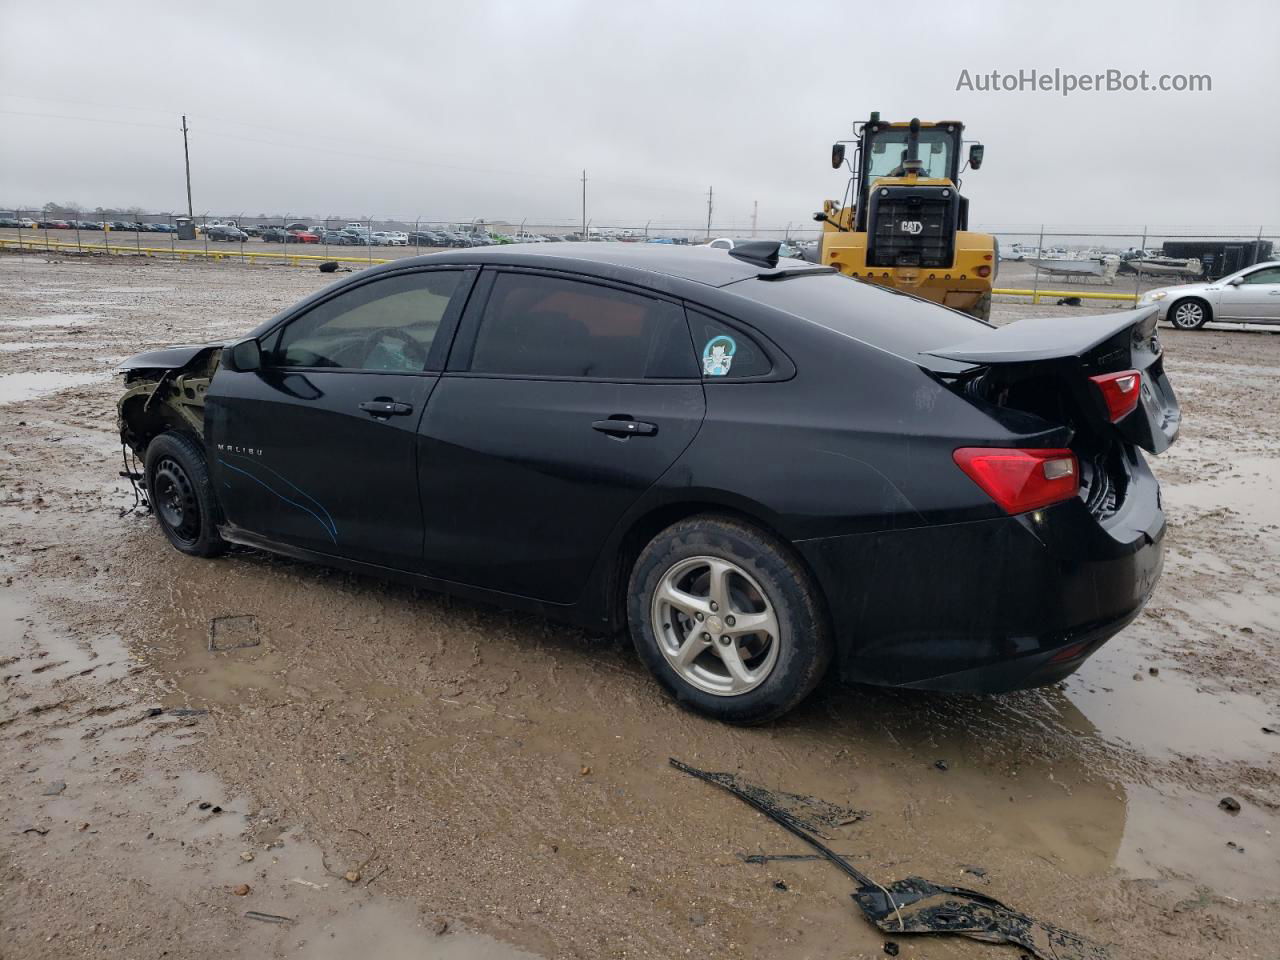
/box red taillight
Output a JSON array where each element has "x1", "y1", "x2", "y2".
[
  {"x1": 976, "y1": 265, "x2": 991, "y2": 278},
  {"x1": 953, "y1": 447, "x2": 1079, "y2": 515},
  {"x1": 1090, "y1": 370, "x2": 1141, "y2": 422}
]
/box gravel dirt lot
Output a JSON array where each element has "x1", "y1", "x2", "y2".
[{"x1": 1, "y1": 250, "x2": 1277, "y2": 959}]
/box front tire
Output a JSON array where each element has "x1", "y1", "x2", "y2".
[
  {"x1": 144, "y1": 432, "x2": 226, "y2": 557},
  {"x1": 628, "y1": 515, "x2": 832, "y2": 724},
  {"x1": 1169, "y1": 297, "x2": 1209, "y2": 330}
]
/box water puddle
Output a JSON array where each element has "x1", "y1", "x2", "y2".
[
  {"x1": 0, "y1": 370, "x2": 110, "y2": 404},
  {"x1": 1117, "y1": 783, "x2": 1279, "y2": 899},
  {"x1": 1066, "y1": 647, "x2": 1276, "y2": 760},
  {"x1": 1165, "y1": 457, "x2": 1280, "y2": 527}
]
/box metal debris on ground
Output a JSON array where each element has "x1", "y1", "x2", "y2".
[
  {"x1": 146, "y1": 707, "x2": 209, "y2": 719},
  {"x1": 852, "y1": 876, "x2": 1108, "y2": 960},
  {"x1": 666, "y1": 760, "x2": 865, "y2": 838},
  {"x1": 739, "y1": 852, "x2": 862, "y2": 865},
  {"x1": 244, "y1": 911, "x2": 293, "y2": 924},
  {"x1": 1219, "y1": 797, "x2": 1242, "y2": 814},
  {"x1": 670, "y1": 758, "x2": 1108, "y2": 960}
]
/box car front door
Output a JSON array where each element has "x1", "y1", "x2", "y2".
[
  {"x1": 206, "y1": 267, "x2": 474, "y2": 567},
  {"x1": 1217, "y1": 265, "x2": 1280, "y2": 322},
  {"x1": 416, "y1": 268, "x2": 706, "y2": 603}
]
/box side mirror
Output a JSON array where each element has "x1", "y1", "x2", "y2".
[
  {"x1": 830, "y1": 143, "x2": 846, "y2": 169},
  {"x1": 223, "y1": 338, "x2": 262, "y2": 373},
  {"x1": 1227, "y1": 276, "x2": 1245, "y2": 286},
  {"x1": 812, "y1": 211, "x2": 830, "y2": 223},
  {"x1": 968, "y1": 143, "x2": 985, "y2": 170}
]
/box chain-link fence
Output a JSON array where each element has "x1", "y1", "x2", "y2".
[
  {"x1": 0, "y1": 207, "x2": 824, "y2": 261},
  {"x1": 1, "y1": 207, "x2": 1275, "y2": 305}
]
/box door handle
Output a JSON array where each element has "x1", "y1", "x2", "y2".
[
  {"x1": 359, "y1": 399, "x2": 413, "y2": 417},
  {"x1": 592, "y1": 418, "x2": 657, "y2": 437}
]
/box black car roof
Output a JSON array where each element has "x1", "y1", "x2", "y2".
[{"x1": 367, "y1": 242, "x2": 826, "y2": 289}]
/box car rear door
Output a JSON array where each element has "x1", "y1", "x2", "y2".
[
  {"x1": 1217, "y1": 265, "x2": 1280, "y2": 321},
  {"x1": 415, "y1": 268, "x2": 706, "y2": 603},
  {"x1": 206, "y1": 267, "x2": 475, "y2": 567}
]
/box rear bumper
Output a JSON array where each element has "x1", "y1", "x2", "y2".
[{"x1": 795, "y1": 449, "x2": 1165, "y2": 693}]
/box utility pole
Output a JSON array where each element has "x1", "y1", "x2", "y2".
[
  {"x1": 181, "y1": 115, "x2": 193, "y2": 218},
  {"x1": 581, "y1": 169, "x2": 587, "y2": 240},
  {"x1": 751, "y1": 200, "x2": 758, "y2": 238},
  {"x1": 705, "y1": 186, "x2": 713, "y2": 240}
]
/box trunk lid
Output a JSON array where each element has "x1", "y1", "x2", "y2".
[{"x1": 926, "y1": 306, "x2": 1179, "y2": 455}]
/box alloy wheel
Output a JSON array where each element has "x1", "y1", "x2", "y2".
[
  {"x1": 650, "y1": 555, "x2": 781, "y2": 697},
  {"x1": 1171, "y1": 301, "x2": 1205, "y2": 329}
]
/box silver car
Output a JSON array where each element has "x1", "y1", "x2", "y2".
[{"x1": 1139, "y1": 261, "x2": 1280, "y2": 329}]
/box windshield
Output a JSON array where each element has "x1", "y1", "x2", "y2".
[{"x1": 865, "y1": 129, "x2": 954, "y2": 180}]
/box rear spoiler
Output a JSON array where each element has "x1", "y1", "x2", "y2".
[{"x1": 927, "y1": 307, "x2": 1160, "y2": 365}]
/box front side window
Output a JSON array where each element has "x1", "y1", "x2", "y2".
[
  {"x1": 467, "y1": 273, "x2": 695, "y2": 379},
  {"x1": 270, "y1": 271, "x2": 462, "y2": 371},
  {"x1": 1239, "y1": 266, "x2": 1280, "y2": 285}
]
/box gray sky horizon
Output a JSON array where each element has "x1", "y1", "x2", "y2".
[{"x1": 1, "y1": 0, "x2": 1277, "y2": 234}]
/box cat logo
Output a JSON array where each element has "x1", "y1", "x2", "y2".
[{"x1": 899, "y1": 220, "x2": 924, "y2": 235}]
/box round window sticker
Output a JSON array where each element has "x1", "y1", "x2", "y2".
[{"x1": 702, "y1": 334, "x2": 736, "y2": 377}]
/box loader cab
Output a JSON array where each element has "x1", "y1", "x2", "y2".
[{"x1": 851, "y1": 118, "x2": 966, "y2": 232}]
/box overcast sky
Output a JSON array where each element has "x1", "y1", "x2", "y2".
[{"x1": 1, "y1": 0, "x2": 1276, "y2": 234}]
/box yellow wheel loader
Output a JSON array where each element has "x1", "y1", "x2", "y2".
[{"x1": 816, "y1": 112, "x2": 997, "y2": 320}]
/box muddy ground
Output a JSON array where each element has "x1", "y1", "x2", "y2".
[{"x1": 1, "y1": 251, "x2": 1276, "y2": 959}]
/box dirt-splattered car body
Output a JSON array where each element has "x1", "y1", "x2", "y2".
[{"x1": 118, "y1": 244, "x2": 1179, "y2": 699}]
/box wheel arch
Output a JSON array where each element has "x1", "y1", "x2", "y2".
[
  {"x1": 1168, "y1": 294, "x2": 1212, "y2": 328},
  {"x1": 118, "y1": 389, "x2": 203, "y2": 456},
  {"x1": 595, "y1": 493, "x2": 827, "y2": 634}
]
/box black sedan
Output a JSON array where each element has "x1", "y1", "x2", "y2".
[
  {"x1": 205, "y1": 224, "x2": 248, "y2": 242},
  {"x1": 116, "y1": 242, "x2": 1179, "y2": 723}
]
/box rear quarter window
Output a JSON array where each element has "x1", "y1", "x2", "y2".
[
  {"x1": 687, "y1": 310, "x2": 773, "y2": 379},
  {"x1": 735, "y1": 272, "x2": 990, "y2": 359}
]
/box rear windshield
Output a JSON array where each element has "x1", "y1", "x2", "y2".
[{"x1": 733, "y1": 271, "x2": 990, "y2": 358}]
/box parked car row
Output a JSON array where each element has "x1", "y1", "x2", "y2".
[
  {"x1": 0, "y1": 217, "x2": 179, "y2": 232},
  {"x1": 1, "y1": 218, "x2": 708, "y2": 248}
]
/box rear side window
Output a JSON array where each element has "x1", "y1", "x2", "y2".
[
  {"x1": 468, "y1": 273, "x2": 696, "y2": 379},
  {"x1": 687, "y1": 310, "x2": 773, "y2": 379}
]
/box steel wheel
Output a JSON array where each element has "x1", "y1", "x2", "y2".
[
  {"x1": 152, "y1": 456, "x2": 201, "y2": 546},
  {"x1": 650, "y1": 555, "x2": 781, "y2": 697},
  {"x1": 1171, "y1": 300, "x2": 1206, "y2": 330}
]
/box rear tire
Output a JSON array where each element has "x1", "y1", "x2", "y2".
[
  {"x1": 144, "y1": 432, "x2": 226, "y2": 558},
  {"x1": 628, "y1": 515, "x2": 832, "y2": 724},
  {"x1": 1169, "y1": 297, "x2": 1209, "y2": 330}
]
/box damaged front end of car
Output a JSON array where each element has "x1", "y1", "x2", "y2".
[{"x1": 116, "y1": 344, "x2": 223, "y2": 505}]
